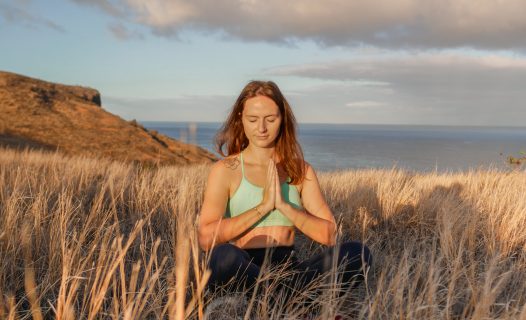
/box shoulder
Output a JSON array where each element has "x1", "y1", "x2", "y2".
[
  {"x1": 207, "y1": 154, "x2": 241, "y2": 185},
  {"x1": 221, "y1": 153, "x2": 242, "y2": 171},
  {"x1": 296, "y1": 161, "x2": 316, "y2": 193},
  {"x1": 303, "y1": 161, "x2": 321, "y2": 184},
  {"x1": 303, "y1": 161, "x2": 316, "y2": 178}
]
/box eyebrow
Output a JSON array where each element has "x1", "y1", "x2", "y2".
[{"x1": 245, "y1": 114, "x2": 279, "y2": 118}]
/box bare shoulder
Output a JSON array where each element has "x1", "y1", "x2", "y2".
[
  {"x1": 297, "y1": 161, "x2": 315, "y2": 193},
  {"x1": 207, "y1": 154, "x2": 241, "y2": 185},
  {"x1": 303, "y1": 161, "x2": 317, "y2": 179},
  {"x1": 222, "y1": 154, "x2": 241, "y2": 171},
  {"x1": 304, "y1": 161, "x2": 314, "y2": 173}
]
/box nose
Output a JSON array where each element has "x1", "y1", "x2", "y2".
[{"x1": 257, "y1": 120, "x2": 267, "y2": 133}]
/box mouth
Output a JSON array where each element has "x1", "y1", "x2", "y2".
[{"x1": 256, "y1": 135, "x2": 269, "y2": 139}]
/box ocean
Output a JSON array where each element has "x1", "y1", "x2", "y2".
[{"x1": 142, "y1": 122, "x2": 526, "y2": 172}]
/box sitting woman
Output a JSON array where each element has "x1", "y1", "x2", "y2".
[{"x1": 197, "y1": 80, "x2": 372, "y2": 300}]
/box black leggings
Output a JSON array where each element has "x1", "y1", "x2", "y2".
[{"x1": 206, "y1": 241, "x2": 372, "y2": 297}]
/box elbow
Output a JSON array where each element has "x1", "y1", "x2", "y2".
[
  {"x1": 198, "y1": 236, "x2": 211, "y2": 252},
  {"x1": 198, "y1": 237, "x2": 215, "y2": 252},
  {"x1": 197, "y1": 227, "x2": 212, "y2": 252},
  {"x1": 323, "y1": 221, "x2": 337, "y2": 246},
  {"x1": 325, "y1": 237, "x2": 336, "y2": 247},
  {"x1": 197, "y1": 225, "x2": 222, "y2": 252}
]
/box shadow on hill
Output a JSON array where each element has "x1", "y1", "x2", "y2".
[
  {"x1": 327, "y1": 180, "x2": 488, "y2": 268},
  {"x1": 0, "y1": 134, "x2": 56, "y2": 152},
  {"x1": 367, "y1": 182, "x2": 470, "y2": 247},
  {"x1": 294, "y1": 183, "x2": 383, "y2": 261}
]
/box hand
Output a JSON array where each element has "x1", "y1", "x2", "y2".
[
  {"x1": 260, "y1": 159, "x2": 276, "y2": 213},
  {"x1": 273, "y1": 160, "x2": 286, "y2": 211}
]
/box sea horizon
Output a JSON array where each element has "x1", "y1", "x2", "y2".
[
  {"x1": 141, "y1": 120, "x2": 526, "y2": 129},
  {"x1": 143, "y1": 121, "x2": 526, "y2": 173}
]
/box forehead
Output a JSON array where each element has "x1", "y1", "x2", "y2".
[{"x1": 243, "y1": 95, "x2": 280, "y2": 116}]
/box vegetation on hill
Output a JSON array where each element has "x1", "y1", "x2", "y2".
[
  {"x1": 0, "y1": 148, "x2": 525, "y2": 319},
  {"x1": 0, "y1": 71, "x2": 216, "y2": 166}
]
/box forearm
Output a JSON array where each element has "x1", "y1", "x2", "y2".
[
  {"x1": 198, "y1": 205, "x2": 267, "y2": 250},
  {"x1": 278, "y1": 203, "x2": 336, "y2": 246}
]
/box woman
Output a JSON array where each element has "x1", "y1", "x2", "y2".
[{"x1": 198, "y1": 80, "x2": 372, "y2": 299}]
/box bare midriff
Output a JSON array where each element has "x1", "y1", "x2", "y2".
[{"x1": 233, "y1": 226, "x2": 295, "y2": 249}]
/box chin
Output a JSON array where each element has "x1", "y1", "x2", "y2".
[{"x1": 252, "y1": 140, "x2": 276, "y2": 148}]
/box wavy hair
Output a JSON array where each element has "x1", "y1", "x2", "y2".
[{"x1": 215, "y1": 80, "x2": 305, "y2": 184}]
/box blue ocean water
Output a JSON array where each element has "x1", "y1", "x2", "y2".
[{"x1": 143, "y1": 121, "x2": 526, "y2": 172}]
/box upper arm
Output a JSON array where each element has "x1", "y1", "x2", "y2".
[
  {"x1": 300, "y1": 163, "x2": 336, "y2": 225},
  {"x1": 198, "y1": 161, "x2": 230, "y2": 231}
]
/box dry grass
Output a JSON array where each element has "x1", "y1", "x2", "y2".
[{"x1": 0, "y1": 147, "x2": 525, "y2": 319}]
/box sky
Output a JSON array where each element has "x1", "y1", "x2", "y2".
[{"x1": 1, "y1": 0, "x2": 526, "y2": 126}]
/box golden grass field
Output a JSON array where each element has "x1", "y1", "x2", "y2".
[{"x1": 0, "y1": 148, "x2": 525, "y2": 319}]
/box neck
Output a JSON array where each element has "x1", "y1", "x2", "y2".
[{"x1": 243, "y1": 144, "x2": 279, "y2": 166}]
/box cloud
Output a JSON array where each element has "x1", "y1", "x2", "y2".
[
  {"x1": 266, "y1": 53, "x2": 526, "y2": 85},
  {"x1": 70, "y1": 0, "x2": 526, "y2": 49},
  {"x1": 266, "y1": 52, "x2": 526, "y2": 125},
  {"x1": 71, "y1": 0, "x2": 126, "y2": 17},
  {"x1": 0, "y1": 2, "x2": 65, "y2": 32},
  {"x1": 108, "y1": 22, "x2": 144, "y2": 40}
]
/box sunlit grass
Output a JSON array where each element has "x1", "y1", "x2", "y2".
[{"x1": 0, "y1": 147, "x2": 525, "y2": 319}]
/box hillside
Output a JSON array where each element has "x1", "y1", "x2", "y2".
[{"x1": 0, "y1": 70, "x2": 216, "y2": 165}]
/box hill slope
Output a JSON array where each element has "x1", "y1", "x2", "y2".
[{"x1": 0, "y1": 71, "x2": 216, "y2": 165}]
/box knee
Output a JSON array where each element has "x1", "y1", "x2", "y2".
[
  {"x1": 208, "y1": 243, "x2": 247, "y2": 272},
  {"x1": 339, "y1": 241, "x2": 373, "y2": 268}
]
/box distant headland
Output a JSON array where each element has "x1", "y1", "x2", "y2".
[{"x1": 0, "y1": 71, "x2": 216, "y2": 166}]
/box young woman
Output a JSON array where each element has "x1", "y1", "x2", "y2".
[{"x1": 198, "y1": 80, "x2": 372, "y2": 297}]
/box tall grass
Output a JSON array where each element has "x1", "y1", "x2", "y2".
[{"x1": 0, "y1": 147, "x2": 525, "y2": 319}]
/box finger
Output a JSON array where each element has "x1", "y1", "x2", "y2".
[
  {"x1": 269, "y1": 160, "x2": 276, "y2": 192},
  {"x1": 264, "y1": 161, "x2": 272, "y2": 197},
  {"x1": 266, "y1": 159, "x2": 273, "y2": 188},
  {"x1": 271, "y1": 159, "x2": 276, "y2": 181},
  {"x1": 264, "y1": 159, "x2": 271, "y2": 182}
]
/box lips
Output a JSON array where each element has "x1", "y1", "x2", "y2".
[{"x1": 256, "y1": 135, "x2": 269, "y2": 139}]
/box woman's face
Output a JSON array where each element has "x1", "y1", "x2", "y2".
[{"x1": 241, "y1": 95, "x2": 282, "y2": 148}]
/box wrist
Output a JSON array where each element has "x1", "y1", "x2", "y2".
[
  {"x1": 259, "y1": 203, "x2": 273, "y2": 214},
  {"x1": 276, "y1": 201, "x2": 289, "y2": 212},
  {"x1": 254, "y1": 205, "x2": 265, "y2": 217}
]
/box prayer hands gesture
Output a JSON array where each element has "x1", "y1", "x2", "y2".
[{"x1": 260, "y1": 159, "x2": 285, "y2": 214}]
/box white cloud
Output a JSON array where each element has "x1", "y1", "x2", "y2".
[
  {"x1": 267, "y1": 52, "x2": 526, "y2": 125},
  {"x1": 71, "y1": 0, "x2": 526, "y2": 49},
  {"x1": 266, "y1": 52, "x2": 526, "y2": 84}
]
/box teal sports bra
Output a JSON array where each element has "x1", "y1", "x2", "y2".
[{"x1": 224, "y1": 152, "x2": 303, "y2": 228}]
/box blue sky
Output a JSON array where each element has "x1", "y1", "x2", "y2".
[{"x1": 1, "y1": 0, "x2": 526, "y2": 126}]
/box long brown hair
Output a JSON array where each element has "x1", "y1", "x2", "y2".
[{"x1": 215, "y1": 80, "x2": 305, "y2": 184}]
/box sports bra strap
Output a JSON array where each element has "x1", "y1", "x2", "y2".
[{"x1": 240, "y1": 151, "x2": 245, "y2": 178}]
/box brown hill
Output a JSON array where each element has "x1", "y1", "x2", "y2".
[{"x1": 0, "y1": 71, "x2": 217, "y2": 166}]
